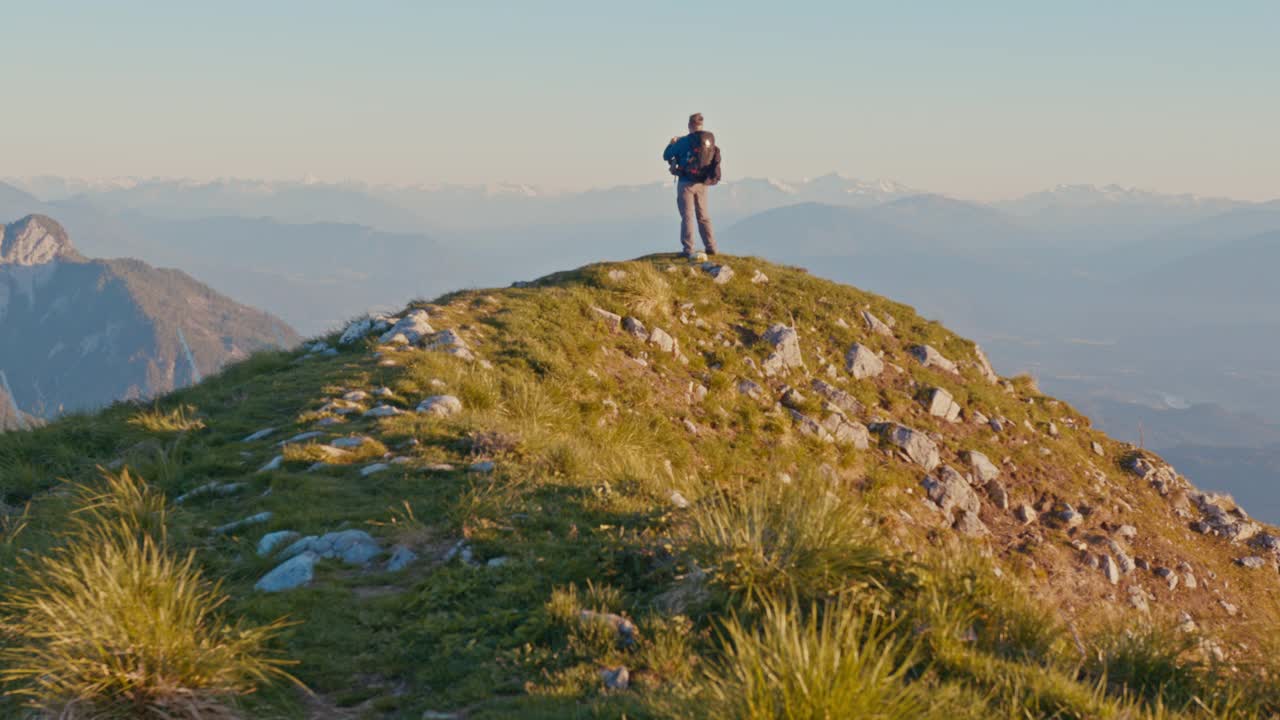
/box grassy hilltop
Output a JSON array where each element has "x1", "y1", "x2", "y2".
[{"x1": 2, "y1": 254, "x2": 1279, "y2": 719}]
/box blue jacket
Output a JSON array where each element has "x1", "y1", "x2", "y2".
[{"x1": 663, "y1": 134, "x2": 696, "y2": 163}]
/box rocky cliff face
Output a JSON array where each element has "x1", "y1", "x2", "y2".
[{"x1": 0, "y1": 214, "x2": 300, "y2": 425}]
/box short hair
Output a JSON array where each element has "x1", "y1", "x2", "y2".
[{"x1": 689, "y1": 113, "x2": 704, "y2": 128}]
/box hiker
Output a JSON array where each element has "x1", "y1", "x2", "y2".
[{"x1": 663, "y1": 113, "x2": 721, "y2": 257}]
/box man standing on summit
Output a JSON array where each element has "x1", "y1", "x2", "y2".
[{"x1": 663, "y1": 113, "x2": 721, "y2": 258}]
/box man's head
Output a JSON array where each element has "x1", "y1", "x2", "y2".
[{"x1": 688, "y1": 113, "x2": 704, "y2": 132}]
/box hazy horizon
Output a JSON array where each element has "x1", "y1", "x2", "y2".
[{"x1": 5, "y1": 2, "x2": 1280, "y2": 202}]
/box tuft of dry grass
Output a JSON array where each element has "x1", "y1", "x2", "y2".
[{"x1": 127, "y1": 404, "x2": 207, "y2": 433}]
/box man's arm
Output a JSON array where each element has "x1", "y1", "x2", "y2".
[{"x1": 662, "y1": 135, "x2": 684, "y2": 162}]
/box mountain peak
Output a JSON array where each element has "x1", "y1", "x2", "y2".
[{"x1": 0, "y1": 214, "x2": 83, "y2": 266}]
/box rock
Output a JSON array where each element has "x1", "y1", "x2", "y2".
[
  {"x1": 378, "y1": 309, "x2": 434, "y2": 345},
  {"x1": 861, "y1": 310, "x2": 894, "y2": 337},
  {"x1": 579, "y1": 610, "x2": 638, "y2": 645},
  {"x1": 280, "y1": 431, "x2": 324, "y2": 446},
  {"x1": 590, "y1": 306, "x2": 622, "y2": 331},
  {"x1": 1251, "y1": 533, "x2": 1280, "y2": 553},
  {"x1": 1015, "y1": 504, "x2": 1037, "y2": 525},
  {"x1": 469, "y1": 461, "x2": 496, "y2": 473},
  {"x1": 761, "y1": 324, "x2": 803, "y2": 376},
  {"x1": 257, "y1": 455, "x2": 284, "y2": 474},
  {"x1": 282, "y1": 529, "x2": 382, "y2": 566},
  {"x1": 703, "y1": 263, "x2": 735, "y2": 284},
  {"x1": 810, "y1": 379, "x2": 862, "y2": 416},
  {"x1": 989, "y1": 417, "x2": 1006, "y2": 433},
  {"x1": 361, "y1": 463, "x2": 391, "y2": 476},
  {"x1": 1127, "y1": 585, "x2": 1151, "y2": 613},
  {"x1": 682, "y1": 418, "x2": 699, "y2": 435},
  {"x1": 424, "y1": 329, "x2": 475, "y2": 361},
  {"x1": 845, "y1": 343, "x2": 884, "y2": 379},
  {"x1": 1092, "y1": 441, "x2": 1105, "y2": 457},
  {"x1": 1056, "y1": 504, "x2": 1084, "y2": 529},
  {"x1": 310, "y1": 445, "x2": 351, "y2": 461},
  {"x1": 688, "y1": 382, "x2": 708, "y2": 403},
  {"x1": 972, "y1": 345, "x2": 999, "y2": 383},
  {"x1": 342, "y1": 390, "x2": 369, "y2": 403},
  {"x1": 965, "y1": 451, "x2": 1000, "y2": 483},
  {"x1": 922, "y1": 465, "x2": 985, "y2": 534},
  {"x1": 1100, "y1": 554, "x2": 1120, "y2": 585},
  {"x1": 750, "y1": 269, "x2": 769, "y2": 284},
  {"x1": 242, "y1": 427, "x2": 276, "y2": 442},
  {"x1": 385, "y1": 545, "x2": 418, "y2": 572},
  {"x1": 257, "y1": 530, "x2": 301, "y2": 556},
  {"x1": 883, "y1": 424, "x2": 941, "y2": 470},
  {"x1": 486, "y1": 556, "x2": 510, "y2": 568},
  {"x1": 339, "y1": 314, "x2": 395, "y2": 345},
  {"x1": 736, "y1": 378, "x2": 764, "y2": 399},
  {"x1": 601, "y1": 666, "x2": 630, "y2": 691},
  {"x1": 953, "y1": 509, "x2": 988, "y2": 536},
  {"x1": 780, "y1": 387, "x2": 807, "y2": 409},
  {"x1": 789, "y1": 409, "x2": 833, "y2": 443},
  {"x1": 1237, "y1": 556, "x2": 1268, "y2": 569},
  {"x1": 1047, "y1": 422, "x2": 1061, "y2": 438},
  {"x1": 1115, "y1": 524, "x2": 1138, "y2": 541},
  {"x1": 255, "y1": 552, "x2": 317, "y2": 592},
  {"x1": 606, "y1": 269, "x2": 628, "y2": 282},
  {"x1": 1154, "y1": 567, "x2": 1178, "y2": 590},
  {"x1": 670, "y1": 491, "x2": 690, "y2": 509},
  {"x1": 364, "y1": 404, "x2": 404, "y2": 418},
  {"x1": 175, "y1": 481, "x2": 244, "y2": 504},
  {"x1": 909, "y1": 344, "x2": 958, "y2": 373},
  {"x1": 925, "y1": 387, "x2": 962, "y2": 421},
  {"x1": 649, "y1": 327, "x2": 679, "y2": 354},
  {"x1": 417, "y1": 395, "x2": 463, "y2": 417},
  {"x1": 822, "y1": 414, "x2": 871, "y2": 449},
  {"x1": 330, "y1": 435, "x2": 374, "y2": 449},
  {"x1": 1220, "y1": 600, "x2": 1239, "y2": 617},
  {"x1": 215, "y1": 511, "x2": 273, "y2": 535},
  {"x1": 622, "y1": 316, "x2": 648, "y2": 340}
]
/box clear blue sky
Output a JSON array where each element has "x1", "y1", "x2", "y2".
[{"x1": 4, "y1": 1, "x2": 1278, "y2": 200}]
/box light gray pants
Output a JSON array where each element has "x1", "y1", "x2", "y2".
[{"x1": 677, "y1": 179, "x2": 716, "y2": 255}]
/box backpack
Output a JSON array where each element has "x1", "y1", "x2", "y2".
[{"x1": 669, "y1": 131, "x2": 720, "y2": 183}]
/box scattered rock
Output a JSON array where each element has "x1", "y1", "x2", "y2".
[
  {"x1": 810, "y1": 379, "x2": 862, "y2": 416},
  {"x1": 278, "y1": 431, "x2": 324, "y2": 446},
  {"x1": 1092, "y1": 441, "x2": 1105, "y2": 457},
  {"x1": 378, "y1": 309, "x2": 434, "y2": 345},
  {"x1": 579, "y1": 610, "x2": 638, "y2": 645},
  {"x1": 606, "y1": 269, "x2": 628, "y2": 282},
  {"x1": 601, "y1": 666, "x2": 630, "y2": 691},
  {"x1": 469, "y1": 461, "x2": 496, "y2": 474},
  {"x1": 417, "y1": 395, "x2": 463, "y2": 417},
  {"x1": 845, "y1": 343, "x2": 883, "y2": 379},
  {"x1": 649, "y1": 327, "x2": 679, "y2": 354},
  {"x1": 622, "y1": 316, "x2": 648, "y2": 340},
  {"x1": 703, "y1": 263, "x2": 735, "y2": 284},
  {"x1": 985, "y1": 479, "x2": 1009, "y2": 510},
  {"x1": 257, "y1": 530, "x2": 301, "y2": 556},
  {"x1": 257, "y1": 455, "x2": 284, "y2": 474},
  {"x1": 486, "y1": 556, "x2": 511, "y2": 568},
  {"x1": 424, "y1": 329, "x2": 475, "y2": 361},
  {"x1": 822, "y1": 413, "x2": 871, "y2": 449},
  {"x1": 670, "y1": 491, "x2": 690, "y2": 509},
  {"x1": 1056, "y1": 504, "x2": 1084, "y2": 529},
  {"x1": 789, "y1": 409, "x2": 832, "y2": 443},
  {"x1": 750, "y1": 269, "x2": 769, "y2": 284},
  {"x1": 215, "y1": 511, "x2": 273, "y2": 535},
  {"x1": 339, "y1": 314, "x2": 395, "y2": 345},
  {"x1": 281, "y1": 529, "x2": 382, "y2": 566},
  {"x1": 1100, "y1": 554, "x2": 1120, "y2": 585},
  {"x1": 922, "y1": 465, "x2": 986, "y2": 535},
  {"x1": 965, "y1": 451, "x2": 1000, "y2": 483},
  {"x1": 1015, "y1": 504, "x2": 1037, "y2": 525},
  {"x1": 1237, "y1": 556, "x2": 1268, "y2": 570},
  {"x1": 242, "y1": 427, "x2": 276, "y2": 442},
  {"x1": 385, "y1": 545, "x2": 418, "y2": 572},
  {"x1": 925, "y1": 387, "x2": 962, "y2": 421},
  {"x1": 255, "y1": 552, "x2": 317, "y2": 592},
  {"x1": 972, "y1": 345, "x2": 999, "y2": 383},
  {"x1": 175, "y1": 481, "x2": 244, "y2": 504},
  {"x1": 330, "y1": 436, "x2": 374, "y2": 450},
  {"x1": 761, "y1": 324, "x2": 803, "y2": 376},
  {"x1": 883, "y1": 424, "x2": 941, "y2": 470},
  {"x1": 342, "y1": 390, "x2": 369, "y2": 402},
  {"x1": 736, "y1": 378, "x2": 764, "y2": 399},
  {"x1": 909, "y1": 344, "x2": 958, "y2": 373},
  {"x1": 861, "y1": 310, "x2": 894, "y2": 337},
  {"x1": 364, "y1": 404, "x2": 404, "y2": 418}
]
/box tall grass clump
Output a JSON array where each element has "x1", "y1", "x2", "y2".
[
  {"x1": 127, "y1": 404, "x2": 207, "y2": 433},
  {"x1": 689, "y1": 473, "x2": 897, "y2": 606},
  {"x1": 703, "y1": 595, "x2": 925, "y2": 719},
  {"x1": 0, "y1": 469, "x2": 296, "y2": 718}
]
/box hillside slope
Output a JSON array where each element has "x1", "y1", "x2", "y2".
[{"x1": 1, "y1": 254, "x2": 1278, "y2": 718}]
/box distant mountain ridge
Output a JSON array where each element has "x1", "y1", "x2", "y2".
[{"x1": 0, "y1": 214, "x2": 300, "y2": 429}]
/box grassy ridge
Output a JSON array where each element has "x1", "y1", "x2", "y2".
[{"x1": 1, "y1": 254, "x2": 1277, "y2": 718}]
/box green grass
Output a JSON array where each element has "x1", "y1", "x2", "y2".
[{"x1": 1, "y1": 254, "x2": 1278, "y2": 718}]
